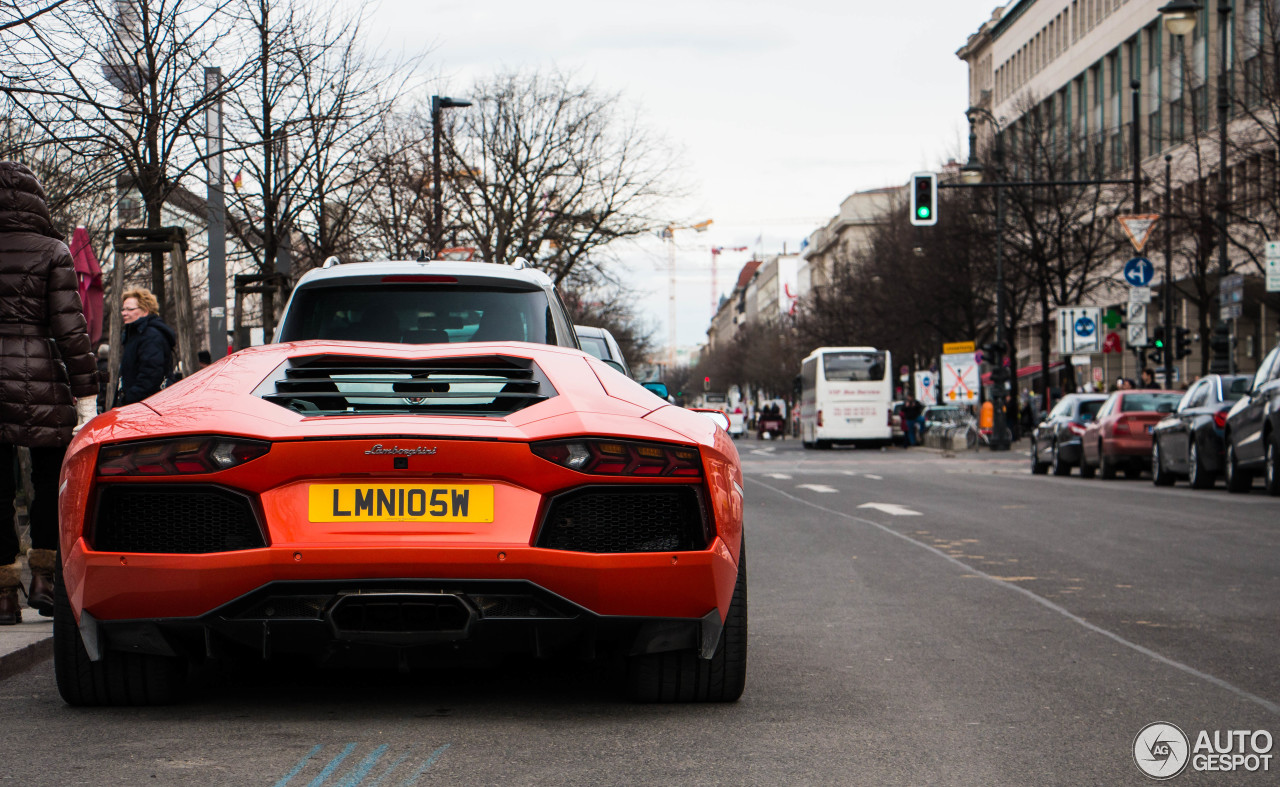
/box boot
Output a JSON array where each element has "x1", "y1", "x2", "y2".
[
  {"x1": 0, "y1": 561, "x2": 21, "y2": 626},
  {"x1": 26, "y1": 549, "x2": 56, "y2": 617}
]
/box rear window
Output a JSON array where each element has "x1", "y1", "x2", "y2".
[
  {"x1": 822, "y1": 351, "x2": 886, "y2": 382},
  {"x1": 278, "y1": 285, "x2": 556, "y2": 345},
  {"x1": 578, "y1": 336, "x2": 610, "y2": 361},
  {"x1": 1078, "y1": 400, "x2": 1104, "y2": 420},
  {"x1": 1120, "y1": 393, "x2": 1183, "y2": 412},
  {"x1": 1226, "y1": 377, "x2": 1252, "y2": 400}
]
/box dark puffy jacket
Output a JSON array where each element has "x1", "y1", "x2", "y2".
[
  {"x1": 0, "y1": 161, "x2": 98, "y2": 447},
  {"x1": 117, "y1": 313, "x2": 176, "y2": 406}
]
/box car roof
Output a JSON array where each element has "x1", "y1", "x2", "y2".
[
  {"x1": 294, "y1": 259, "x2": 555, "y2": 289},
  {"x1": 574, "y1": 325, "x2": 608, "y2": 339}
]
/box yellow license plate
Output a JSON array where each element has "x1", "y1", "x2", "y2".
[{"x1": 308, "y1": 484, "x2": 494, "y2": 523}]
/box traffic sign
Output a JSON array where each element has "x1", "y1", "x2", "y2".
[
  {"x1": 1058, "y1": 307, "x2": 1102, "y2": 354},
  {"x1": 1102, "y1": 308, "x2": 1123, "y2": 329},
  {"x1": 1128, "y1": 322, "x2": 1148, "y2": 347},
  {"x1": 1123, "y1": 257, "x2": 1155, "y2": 287},
  {"x1": 940, "y1": 353, "x2": 978, "y2": 404},
  {"x1": 1268, "y1": 241, "x2": 1280, "y2": 290},
  {"x1": 1128, "y1": 286, "x2": 1151, "y2": 304},
  {"x1": 1118, "y1": 214, "x2": 1160, "y2": 253},
  {"x1": 1127, "y1": 301, "x2": 1147, "y2": 346},
  {"x1": 1092, "y1": 366, "x2": 1104, "y2": 384},
  {"x1": 1220, "y1": 303, "x2": 1243, "y2": 320},
  {"x1": 942, "y1": 341, "x2": 975, "y2": 355},
  {"x1": 914, "y1": 371, "x2": 936, "y2": 404}
]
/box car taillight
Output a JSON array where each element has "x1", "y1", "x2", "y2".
[
  {"x1": 1067, "y1": 422, "x2": 1087, "y2": 435},
  {"x1": 1113, "y1": 419, "x2": 1130, "y2": 435},
  {"x1": 1213, "y1": 410, "x2": 1229, "y2": 429},
  {"x1": 817, "y1": 410, "x2": 824, "y2": 427},
  {"x1": 531, "y1": 439, "x2": 702, "y2": 477},
  {"x1": 97, "y1": 437, "x2": 271, "y2": 476}
]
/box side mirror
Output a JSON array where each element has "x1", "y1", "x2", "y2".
[
  {"x1": 690, "y1": 408, "x2": 730, "y2": 431},
  {"x1": 641, "y1": 381, "x2": 669, "y2": 400}
]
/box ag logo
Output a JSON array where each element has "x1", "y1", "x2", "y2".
[{"x1": 1134, "y1": 722, "x2": 1190, "y2": 780}]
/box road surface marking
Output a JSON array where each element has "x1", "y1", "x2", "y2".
[
  {"x1": 765, "y1": 473, "x2": 792, "y2": 480},
  {"x1": 750, "y1": 447, "x2": 776, "y2": 456},
  {"x1": 857, "y1": 502, "x2": 921, "y2": 516},
  {"x1": 796, "y1": 484, "x2": 838, "y2": 493},
  {"x1": 863, "y1": 474, "x2": 883, "y2": 480},
  {"x1": 748, "y1": 477, "x2": 1280, "y2": 717},
  {"x1": 842, "y1": 470, "x2": 858, "y2": 476}
]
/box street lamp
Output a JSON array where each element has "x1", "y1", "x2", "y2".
[
  {"x1": 964, "y1": 106, "x2": 1011, "y2": 451},
  {"x1": 1160, "y1": 0, "x2": 1235, "y2": 374},
  {"x1": 431, "y1": 95, "x2": 472, "y2": 259}
]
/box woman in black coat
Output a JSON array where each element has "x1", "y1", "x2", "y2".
[
  {"x1": 116, "y1": 286, "x2": 176, "y2": 407},
  {"x1": 0, "y1": 161, "x2": 98, "y2": 624}
]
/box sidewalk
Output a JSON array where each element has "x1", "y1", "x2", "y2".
[{"x1": 0, "y1": 558, "x2": 54, "y2": 681}]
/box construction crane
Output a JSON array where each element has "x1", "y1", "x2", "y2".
[{"x1": 662, "y1": 220, "x2": 713, "y2": 370}]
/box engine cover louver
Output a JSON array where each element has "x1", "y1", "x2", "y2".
[{"x1": 256, "y1": 354, "x2": 556, "y2": 417}]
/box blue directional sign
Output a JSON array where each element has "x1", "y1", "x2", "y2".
[
  {"x1": 1074, "y1": 315, "x2": 1097, "y2": 338},
  {"x1": 1123, "y1": 257, "x2": 1154, "y2": 287}
]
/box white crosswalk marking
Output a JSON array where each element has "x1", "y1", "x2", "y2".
[
  {"x1": 864, "y1": 474, "x2": 883, "y2": 480},
  {"x1": 857, "y1": 502, "x2": 921, "y2": 516},
  {"x1": 765, "y1": 473, "x2": 793, "y2": 479},
  {"x1": 797, "y1": 484, "x2": 838, "y2": 493}
]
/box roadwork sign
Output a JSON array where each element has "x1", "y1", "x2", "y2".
[{"x1": 940, "y1": 352, "x2": 979, "y2": 404}]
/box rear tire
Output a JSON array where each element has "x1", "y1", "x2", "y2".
[
  {"x1": 1265, "y1": 433, "x2": 1280, "y2": 497},
  {"x1": 1151, "y1": 442, "x2": 1175, "y2": 486},
  {"x1": 54, "y1": 559, "x2": 186, "y2": 706},
  {"x1": 1030, "y1": 439, "x2": 1049, "y2": 474},
  {"x1": 1225, "y1": 441, "x2": 1252, "y2": 494},
  {"x1": 1187, "y1": 441, "x2": 1214, "y2": 490},
  {"x1": 1079, "y1": 453, "x2": 1096, "y2": 479},
  {"x1": 1099, "y1": 445, "x2": 1117, "y2": 480},
  {"x1": 1051, "y1": 442, "x2": 1071, "y2": 476},
  {"x1": 626, "y1": 546, "x2": 747, "y2": 703}
]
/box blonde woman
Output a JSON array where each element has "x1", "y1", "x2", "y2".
[{"x1": 116, "y1": 286, "x2": 175, "y2": 406}]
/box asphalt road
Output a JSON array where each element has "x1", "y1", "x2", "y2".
[{"x1": 1, "y1": 438, "x2": 1277, "y2": 785}]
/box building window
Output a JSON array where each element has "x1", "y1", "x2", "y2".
[{"x1": 1170, "y1": 97, "x2": 1185, "y2": 143}]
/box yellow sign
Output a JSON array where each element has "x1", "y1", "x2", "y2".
[
  {"x1": 308, "y1": 484, "x2": 494, "y2": 522},
  {"x1": 943, "y1": 341, "x2": 976, "y2": 355}
]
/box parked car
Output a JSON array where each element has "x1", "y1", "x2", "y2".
[
  {"x1": 1223, "y1": 344, "x2": 1280, "y2": 495},
  {"x1": 889, "y1": 401, "x2": 905, "y2": 444},
  {"x1": 1029, "y1": 393, "x2": 1108, "y2": 476},
  {"x1": 574, "y1": 324, "x2": 631, "y2": 377},
  {"x1": 921, "y1": 405, "x2": 971, "y2": 434},
  {"x1": 1079, "y1": 389, "x2": 1183, "y2": 479},
  {"x1": 56, "y1": 339, "x2": 746, "y2": 706},
  {"x1": 1151, "y1": 374, "x2": 1252, "y2": 489},
  {"x1": 726, "y1": 406, "x2": 747, "y2": 438}
]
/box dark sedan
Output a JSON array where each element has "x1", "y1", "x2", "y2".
[
  {"x1": 1223, "y1": 344, "x2": 1280, "y2": 495},
  {"x1": 1030, "y1": 393, "x2": 1108, "y2": 476},
  {"x1": 1151, "y1": 374, "x2": 1252, "y2": 488}
]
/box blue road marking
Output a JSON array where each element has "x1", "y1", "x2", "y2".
[
  {"x1": 401, "y1": 744, "x2": 451, "y2": 786},
  {"x1": 365, "y1": 749, "x2": 417, "y2": 787},
  {"x1": 307, "y1": 743, "x2": 357, "y2": 787},
  {"x1": 274, "y1": 745, "x2": 323, "y2": 787},
  {"x1": 335, "y1": 745, "x2": 389, "y2": 787}
]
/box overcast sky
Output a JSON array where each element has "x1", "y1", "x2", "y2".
[{"x1": 365, "y1": 0, "x2": 1004, "y2": 348}]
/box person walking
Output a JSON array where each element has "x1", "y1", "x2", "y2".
[
  {"x1": 0, "y1": 161, "x2": 98, "y2": 624},
  {"x1": 115, "y1": 287, "x2": 176, "y2": 407}
]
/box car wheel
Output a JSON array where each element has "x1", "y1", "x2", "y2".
[
  {"x1": 1152, "y1": 442, "x2": 1175, "y2": 486},
  {"x1": 626, "y1": 542, "x2": 747, "y2": 703},
  {"x1": 1265, "y1": 433, "x2": 1280, "y2": 498},
  {"x1": 1079, "y1": 451, "x2": 1097, "y2": 479},
  {"x1": 1051, "y1": 442, "x2": 1071, "y2": 476},
  {"x1": 1099, "y1": 444, "x2": 1117, "y2": 480},
  {"x1": 1030, "y1": 439, "x2": 1049, "y2": 474},
  {"x1": 1225, "y1": 441, "x2": 1252, "y2": 494},
  {"x1": 1187, "y1": 440, "x2": 1214, "y2": 490},
  {"x1": 53, "y1": 558, "x2": 186, "y2": 706}
]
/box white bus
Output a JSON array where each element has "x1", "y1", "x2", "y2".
[{"x1": 798, "y1": 346, "x2": 893, "y2": 448}]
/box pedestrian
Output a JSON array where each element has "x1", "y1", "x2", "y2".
[
  {"x1": 1140, "y1": 368, "x2": 1156, "y2": 388},
  {"x1": 94, "y1": 342, "x2": 111, "y2": 413},
  {"x1": 902, "y1": 396, "x2": 924, "y2": 447},
  {"x1": 197, "y1": 349, "x2": 211, "y2": 369},
  {"x1": 115, "y1": 286, "x2": 176, "y2": 406},
  {"x1": 0, "y1": 161, "x2": 99, "y2": 624}
]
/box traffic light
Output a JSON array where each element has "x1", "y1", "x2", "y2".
[
  {"x1": 1174, "y1": 327, "x2": 1192, "y2": 360},
  {"x1": 909, "y1": 172, "x2": 937, "y2": 227},
  {"x1": 703, "y1": 376, "x2": 710, "y2": 391}
]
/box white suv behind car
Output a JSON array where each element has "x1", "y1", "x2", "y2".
[{"x1": 275, "y1": 258, "x2": 581, "y2": 348}]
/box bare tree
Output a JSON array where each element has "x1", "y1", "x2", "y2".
[
  {"x1": 0, "y1": 1, "x2": 73, "y2": 33},
  {"x1": 561, "y1": 279, "x2": 657, "y2": 370},
  {"x1": 0, "y1": 0, "x2": 241, "y2": 312},
  {"x1": 443, "y1": 70, "x2": 679, "y2": 287}
]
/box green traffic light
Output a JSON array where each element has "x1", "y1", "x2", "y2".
[
  {"x1": 917, "y1": 206, "x2": 931, "y2": 219},
  {"x1": 1154, "y1": 339, "x2": 1164, "y2": 348}
]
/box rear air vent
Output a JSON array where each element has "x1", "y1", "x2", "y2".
[{"x1": 257, "y1": 354, "x2": 556, "y2": 417}]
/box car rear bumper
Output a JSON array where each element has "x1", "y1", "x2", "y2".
[
  {"x1": 74, "y1": 577, "x2": 727, "y2": 665},
  {"x1": 1055, "y1": 438, "x2": 1083, "y2": 464},
  {"x1": 1107, "y1": 434, "x2": 1155, "y2": 457}
]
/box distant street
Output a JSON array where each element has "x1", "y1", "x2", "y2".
[{"x1": 2, "y1": 438, "x2": 1278, "y2": 785}]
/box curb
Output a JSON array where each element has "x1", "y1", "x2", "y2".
[{"x1": 0, "y1": 634, "x2": 53, "y2": 682}]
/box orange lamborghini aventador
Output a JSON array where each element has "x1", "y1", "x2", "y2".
[{"x1": 54, "y1": 341, "x2": 746, "y2": 705}]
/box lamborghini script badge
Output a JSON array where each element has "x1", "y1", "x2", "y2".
[{"x1": 364, "y1": 444, "x2": 438, "y2": 456}]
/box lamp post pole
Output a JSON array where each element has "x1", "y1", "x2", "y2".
[
  {"x1": 1165, "y1": 155, "x2": 1175, "y2": 390},
  {"x1": 1214, "y1": 0, "x2": 1235, "y2": 375},
  {"x1": 431, "y1": 95, "x2": 472, "y2": 259}
]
